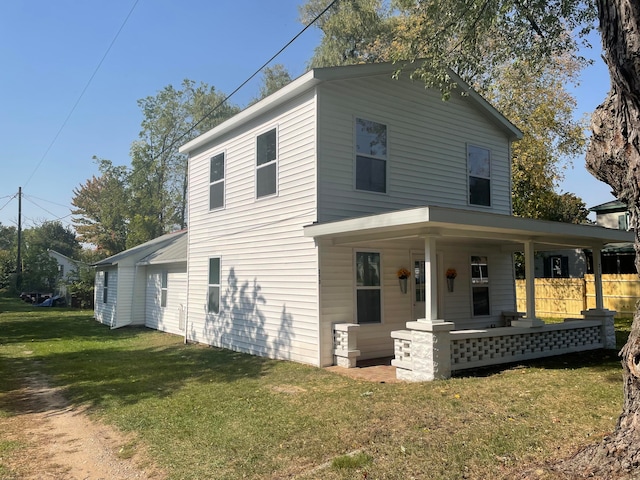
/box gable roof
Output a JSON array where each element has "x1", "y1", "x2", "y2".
[
  {"x1": 93, "y1": 230, "x2": 187, "y2": 267},
  {"x1": 47, "y1": 249, "x2": 85, "y2": 266},
  {"x1": 136, "y1": 232, "x2": 187, "y2": 265},
  {"x1": 179, "y1": 61, "x2": 523, "y2": 155},
  {"x1": 590, "y1": 199, "x2": 626, "y2": 213}
]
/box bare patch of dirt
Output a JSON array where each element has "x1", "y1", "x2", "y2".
[{"x1": 1, "y1": 370, "x2": 165, "y2": 480}]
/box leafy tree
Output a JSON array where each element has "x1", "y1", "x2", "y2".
[
  {"x1": 253, "y1": 64, "x2": 293, "y2": 102},
  {"x1": 0, "y1": 223, "x2": 16, "y2": 251},
  {"x1": 0, "y1": 224, "x2": 17, "y2": 290},
  {"x1": 300, "y1": 0, "x2": 394, "y2": 67},
  {"x1": 23, "y1": 220, "x2": 79, "y2": 259},
  {"x1": 71, "y1": 158, "x2": 129, "y2": 257},
  {"x1": 482, "y1": 57, "x2": 588, "y2": 220},
  {"x1": 128, "y1": 79, "x2": 239, "y2": 245}
]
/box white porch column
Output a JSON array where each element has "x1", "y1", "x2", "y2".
[
  {"x1": 421, "y1": 235, "x2": 439, "y2": 322},
  {"x1": 592, "y1": 245, "x2": 605, "y2": 310},
  {"x1": 512, "y1": 240, "x2": 544, "y2": 328}
]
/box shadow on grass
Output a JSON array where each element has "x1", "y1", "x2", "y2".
[
  {"x1": 453, "y1": 348, "x2": 622, "y2": 384},
  {"x1": 0, "y1": 300, "x2": 277, "y2": 416}
]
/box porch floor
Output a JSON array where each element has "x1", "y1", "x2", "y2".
[{"x1": 325, "y1": 357, "x2": 400, "y2": 383}]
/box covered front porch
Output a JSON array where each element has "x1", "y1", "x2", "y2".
[{"x1": 304, "y1": 206, "x2": 633, "y2": 381}]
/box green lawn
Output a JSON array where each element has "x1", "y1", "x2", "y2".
[{"x1": 0, "y1": 295, "x2": 628, "y2": 479}]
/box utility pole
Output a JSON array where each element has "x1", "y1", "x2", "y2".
[{"x1": 16, "y1": 187, "x2": 22, "y2": 290}]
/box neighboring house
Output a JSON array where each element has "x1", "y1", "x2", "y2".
[
  {"x1": 589, "y1": 200, "x2": 635, "y2": 274},
  {"x1": 534, "y1": 249, "x2": 587, "y2": 278},
  {"x1": 48, "y1": 249, "x2": 88, "y2": 302},
  {"x1": 93, "y1": 230, "x2": 187, "y2": 332},
  {"x1": 533, "y1": 200, "x2": 635, "y2": 278},
  {"x1": 96, "y1": 62, "x2": 632, "y2": 378}
]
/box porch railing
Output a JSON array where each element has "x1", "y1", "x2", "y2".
[
  {"x1": 391, "y1": 309, "x2": 615, "y2": 382},
  {"x1": 333, "y1": 323, "x2": 360, "y2": 368}
]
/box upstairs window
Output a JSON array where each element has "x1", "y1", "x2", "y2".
[
  {"x1": 355, "y1": 118, "x2": 387, "y2": 193},
  {"x1": 256, "y1": 128, "x2": 277, "y2": 198},
  {"x1": 209, "y1": 152, "x2": 225, "y2": 210},
  {"x1": 468, "y1": 145, "x2": 491, "y2": 206}
]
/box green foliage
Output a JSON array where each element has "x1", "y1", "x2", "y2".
[
  {"x1": 331, "y1": 451, "x2": 373, "y2": 469},
  {"x1": 73, "y1": 80, "x2": 240, "y2": 253},
  {"x1": 253, "y1": 64, "x2": 293, "y2": 102},
  {"x1": 67, "y1": 263, "x2": 95, "y2": 308},
  {"x1": 300, "y1": 0, "x2": 394, "y2": 68},
  {"x1": 0, "y1": 306, "x2": 626, "y2": 479},
  {"x1": 71, "y1": 158, "x2": 129, "y2": 256},
  {"x1": 128, "y1": 79, "x2": 240, "y2": 245},
  {"x1": 23, "y1": 221, "x2": 79, "y2": 259}
]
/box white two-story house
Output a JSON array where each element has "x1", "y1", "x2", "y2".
[{"x1": 175, "y1": 61, "x2": 632, "y2": 371}]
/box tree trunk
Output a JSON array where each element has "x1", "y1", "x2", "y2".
[{"x1": 558, "y1": 0, "x2": 640, "y2": 477}]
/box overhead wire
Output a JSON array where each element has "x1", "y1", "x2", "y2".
[
  {"x1": 12, "y1": 0, "x2": 339, "y2": 228},
  {"x1": 22, "y1": 0, "x2": 140, "y2": 189},
  {"x1": 156, "y1": 0, "x2": 341, "y2": 159}
]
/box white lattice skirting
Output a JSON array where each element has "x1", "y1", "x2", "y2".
[{"x1": 450, "y1": 322, "x2": 603, "y2": 371}]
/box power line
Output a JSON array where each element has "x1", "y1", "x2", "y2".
[
  {"x1": 22, "y1": 0, "x2": 140, "y2": 189},
  {"x1": 156, "y1": 0, "x2": 340, "y2": 159}
]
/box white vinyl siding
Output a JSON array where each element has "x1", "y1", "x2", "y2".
[
  {"x1": 316, "y1": 74, "x2": 512, "y2": 222},
  {"x1": 145, "y1": 265, "x2": 187, "y2": 336},
  {"x1": 318, "y1": 240, "x2": 516, "y2": 364},
  {"x1": 94, "y1": 268, "x2": 117, "y2": 327},
  {"x1": 318, "y1": 243, "x2": 413, "y2": 364},
  {"x1": 186, "y1": 89, "x2": 320, "y2": 365}
]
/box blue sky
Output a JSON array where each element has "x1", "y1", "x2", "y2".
[{"x1": 0, "y1": 1, "x2": 615, "y2": 232}]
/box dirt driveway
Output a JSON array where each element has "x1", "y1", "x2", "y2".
[{"x1": 1, "y1": 367, "x2": 165, "y2": 480}]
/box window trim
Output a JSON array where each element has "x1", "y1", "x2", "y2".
[
  {"x1": 255, "y1": 126, "x2": 278, "y2": 199},
  {"x1": 354, "y1": 117, "x2": 388, "y2": 194},
  {"x1": 354, "y1": 250, "x2": 383, "y2": 324},
  {"x1": 467, "y1": 144, "x2": 492, "y2": 207},
  {"x1": 209, "y1": 151, "x2": 225, "y2": 211},
  {"x1": 160, "y1": 270, "x2": 168, "y2": 308},
  {"x1": 103, "y1": 271, "x2": 109, "y2": 304},
  {"x1": 207, "y1": 257, "x2": 221, "y2": 314}
]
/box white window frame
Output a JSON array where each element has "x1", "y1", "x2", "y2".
[
  {"x1": 103, "y1": 271, "x2": 109, "y2": 304},
  {"x1": 467, "y1": 144, "x2": 491, "y2": 207},
  {"x1": 207, "y1": 257, "x2": 221, "y2": 314},
  {"x1": 209, "y1": 151, "x2": 225, "y2": 211},
  {"x1": 354, "y1": 117, "x2": 388, "y2": 194},
  {"x1": 160, "y1": 270, "x2": 168, "y2": 308},
  {"x1": 354, "y1": 250, "x2": 383, "y2": 324},
  {"x1": 255, "y1": 127, "x2": 278, "y2": 199}
]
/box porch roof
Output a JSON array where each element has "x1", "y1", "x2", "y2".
[{"x1": 303, "y1": 206, "x2": 634, "y2": 250}]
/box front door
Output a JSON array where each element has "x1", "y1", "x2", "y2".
[{"x1": 411, "y1": 253, "x2": 443, "y2": 321}]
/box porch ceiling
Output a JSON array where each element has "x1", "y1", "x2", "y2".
[{"x1": 303, "y1": 206, "x2": 635, "y2": 250}]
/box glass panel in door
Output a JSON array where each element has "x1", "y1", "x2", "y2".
[{"x1": 413, "y1": 259, "x2": 425, "y2": 320}]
